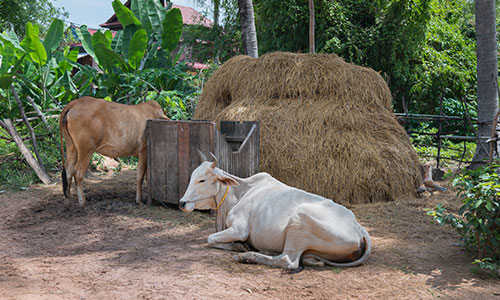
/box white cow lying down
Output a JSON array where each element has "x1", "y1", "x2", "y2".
[{"x1": 179, "y1": 154, "x2": 372, "y2": 271}]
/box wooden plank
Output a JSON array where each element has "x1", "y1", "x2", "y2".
[
  {"x1": 146, "y1": 121, "x2": 153, "y2": 205},
  {"x1": 199, "y1": 122, "x2": 213, "y2": 164},
  {"x1": 177, "y1": 121, "x2": 191, "y2": 201},
  {"x1": 165, "y1": 122, "x2": 178, "y2": 204},
  {"x1": 152, "y1": 121, "x2": 167, "y2": 203},
  {"x1": 188, "y1": 122, "x2": 200, "y2": 177}
]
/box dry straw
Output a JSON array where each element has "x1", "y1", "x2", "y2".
[{"x1": 194, "y1": 52, "x2": 422, "y2": 205}]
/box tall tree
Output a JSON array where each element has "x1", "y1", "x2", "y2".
[
  {"x1": 308, "y1": 0, "x2": 315, "y2": 53},
  {"x1": 0, "y1": 0, "x2": 68, "y2": 37},
  {"x1": 238, "y1": 0, "x2": 258, "y2": 57},
  {"x1": 472, "y1": 0, "x2": 498, "y2": 167},
  {"x1": 195, "y1": 0, "x2": 220, "y2": 26}
]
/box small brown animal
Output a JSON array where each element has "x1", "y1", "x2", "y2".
[
  {"x1": 423, "y1": 163, "x2": 446, "y2": 193},
  {"x1": 59, "y1": 97, "x2": 168, "y2": 208}
]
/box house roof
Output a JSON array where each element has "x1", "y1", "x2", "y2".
[{"x1": 100, "y1": 1, "x2": 213, "y2": 30}]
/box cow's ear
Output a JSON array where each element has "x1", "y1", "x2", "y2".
[
  {"x1": 216, "y1": 175, "x2": 239, "y2": 186},
  {"x1": 213, "y1": 169, "x2": 239, "y2": 186}
]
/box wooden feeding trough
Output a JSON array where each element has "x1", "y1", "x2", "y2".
[
  {"x1": 216, "y1": 121, "x2": 260, "y2": 178},
  {"x1": 146, "y1": 120, "x2": 259, "y2": 205}
]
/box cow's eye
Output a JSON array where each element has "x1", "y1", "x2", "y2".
[{"x1": 198, "y1": 179, "x2": 205, "y2": 183}]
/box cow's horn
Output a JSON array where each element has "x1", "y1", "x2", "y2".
[
  {"x1": 210, "y1": 152, "x2": 217, "y2": 169},
  {"x1": 198, "y1": 149, "x2": 208, "y2": 162}
]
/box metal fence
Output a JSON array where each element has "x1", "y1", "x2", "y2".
[{"x1": 394, "y1": 95, "x2": 492, "y2": 169}]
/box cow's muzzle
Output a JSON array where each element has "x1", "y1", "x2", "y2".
[
  {"x1": 178, "y1": 199, "x2": 195, "y2": 213},
  {"x1": 179, "y1": 200, "x2": 187, "y2": 209}
]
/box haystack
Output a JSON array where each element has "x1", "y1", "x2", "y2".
[{"x1": 194, "y1": 52, "x2": 422, "y2": 205}]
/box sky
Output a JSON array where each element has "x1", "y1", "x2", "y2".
[{"x1": 53, "y1": 0, "x2": 212, "y2": 29}]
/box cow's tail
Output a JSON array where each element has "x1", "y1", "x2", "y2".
[
  {"x1": 303, "y1": 227, "x2": 372, "y2": 268},
  {"x1": 60, "y1": 103, "x2": 74, "y2": 198}
]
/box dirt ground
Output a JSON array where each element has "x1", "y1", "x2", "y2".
[{"x1": 0, "y1": 169, "x2": 499, "y2": 300}]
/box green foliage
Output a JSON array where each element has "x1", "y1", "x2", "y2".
[
  {"x1": 0, "y1": 19, "x2": 97, "y2": 118},
  {"x1": 0, "y1": 0, "x2": 68, "y2": 37},
  {"x1": 253, "y1": 0, "x2": 477, "y2": 116},
  {"x1": 181, "y1": 0, "x2": 242, "y2": 63},
  {"x1": 0, "y1": 0, "x2": 203, "y2": 188},
  {"x1": 162, "y1": 8, "x2": 183, "y2": 53},
  {"x1": 412, "y1": 137, "x2": 476, "y2": 167},
  {"x1": 428, "y1": 164, "x2": 500, "y2": 274},
  {"x1": 411, "y1": 1, "x2": 476, "y2": 114}
]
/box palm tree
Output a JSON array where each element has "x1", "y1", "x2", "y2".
[
  {"x1": 472, "y1": 0, "x2": 498, "y2": 167},
  {"x1": 238, "y1": 0, "x2": 258, "y2": 58}
]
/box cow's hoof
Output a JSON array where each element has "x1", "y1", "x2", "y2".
[
  {"x1": 234, "y1": 253, "x2": 253, "y2": 264},
  {"x1": 282, "y1": 266, "x2": 303, "y2": 274}
]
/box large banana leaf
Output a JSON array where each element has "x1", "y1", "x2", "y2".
[
  {"x1": 0, "y1": 43, "x2": 15, "y2": 73},
  {"x1": 121, "y1": 25, "x2": 139, "y2": 60},
  {"x1": 75, "y1": 26, "x2": 97, "y2": 64},
  {"x1": 131, "y1": 0, "x2": 153, "y2": 36},
  {"x1": 162, "y1": 8, "x2": 183, "y2": 53},
  {"x1": 128, "y1": 29, "x2": 147, "y2": 70},
  {"x1": 41, "y1": 57, "x2": 57, "y2": 87},
  {"x1": 112, "y1": 0, "x2": 142, "y2": 28},
  {"x1": 147, "y1": 0, "x2": 166, "y2": 36},
  {"x1": 93, "y1": 31, "x2": 129, "y2": 72},
  {"x1": 0, "y1": 75, "x2": 13, "y2": 89},
  {"x1": 111, "y1": 30, "x2": 124, "y2": 54},
  {"x1": 42, "y1": 19, "x2": 64, "y2": 55},
  {"x1": 0, "y1": 30, "x2": 25, "y2": 55},
  {"x1": 104, "y1": 30, "x2": 114, "y2": 45},
  {"x1": 92, "y1": 31, "x2": 111, "y2": 50},
  {"x1": 58, "y1": 46, "x2": 79, "y2": 73},
  {"x1": 65, "y1": 59, "x2": 98, "y2": 79},
  {"x1": 20, "y1": 23, "x2": 47, "y2": 66},
  {"x1": 111, "y1": 30, "x2": 124, "y2": 55},
  {"x1": 94, "y1": 43, "x2": 130, "y2": 73}
]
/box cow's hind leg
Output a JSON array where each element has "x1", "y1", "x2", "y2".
[
  {"x1": 63, "y1": 140, "x2": 78, "y2": 208},
  {"x1": 74, "y1": 150, "x2": 93, "y2": 208},
  {"x1": 302, "y1": 255, "x2": 325, "y2": 267}
]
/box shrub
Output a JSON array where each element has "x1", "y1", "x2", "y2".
[{"x1": 428, "y1": 163, "x2": 500, "y2": 274}]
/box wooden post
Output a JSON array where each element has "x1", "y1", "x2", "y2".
[
  {"x1": 436, "y1": 93, "x2": 444, "y2": 169},
  {"x1": 309, "y1": 0, "x2": 315, "y2": 53}
]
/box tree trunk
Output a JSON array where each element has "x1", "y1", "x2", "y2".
[
  {"x1": 26, "y1": 95, "x2": 51, "y2": 132},
  {"x1": 238, "y1": 0, "x2": 258, "y2": 58},
  {"x1": 309, "y1": 0, "x2": 315, "y2": 53},
  {"x1": 213, "y1": 0, "x2": 220, "y2": 27},
  {"x1": 11, "y1": 86, "x2": 47, "y2": 174},
  {"x1": 0, "y1": 119, "x2": 52, "y2": 185},
  {"x1": 472, "y1": 0, "x2": 498, "y2": 168}
]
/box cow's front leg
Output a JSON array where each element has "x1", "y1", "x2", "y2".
[{"x1": 207, "y1": 226, "x2": 249, "y2": 252}]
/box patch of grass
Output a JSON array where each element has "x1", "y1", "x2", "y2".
[{"x1": 331, "y1": 267, "x2": 342, "y2": 273}]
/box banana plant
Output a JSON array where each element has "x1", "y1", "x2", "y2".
[
  {"x1": 76, "y1": 0, "x2": 183, "y2": 74},
  {"x1": 0, "y1": 19, "x2": 99, "y2": 185}
]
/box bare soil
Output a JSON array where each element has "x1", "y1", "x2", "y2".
[{"x1": 0, "y1": 169, "x2": 499, "y2": 300}]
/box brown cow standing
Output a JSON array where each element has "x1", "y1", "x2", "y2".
[{"x1": 59, "y1": 97, "x2": 168, "y2": 208}]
